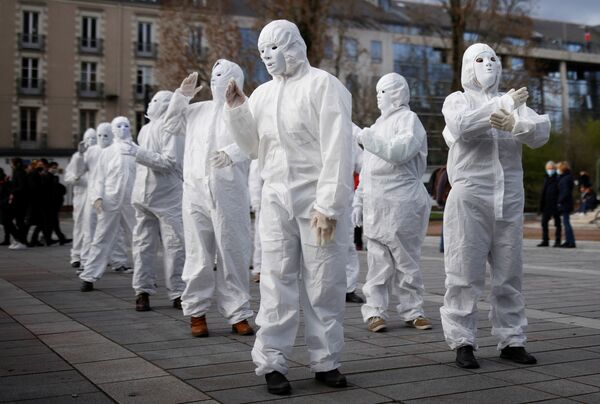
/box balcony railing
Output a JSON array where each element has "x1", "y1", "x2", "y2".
[
  {"x1": 18, "y1": 33, "x2": 45, "y2": 51},
  {"x1": 78, "y1": 37, "x2": 104, "y2": 55},
  {"x1": 77, "y1": 81, "x2": 104, "y2": 99},
  {"x1": 17, "y1": 78, "x2": 45, "y2": 96},
  {"x1": 135, "y1": 42, "x2": 158, "y2": 58}
]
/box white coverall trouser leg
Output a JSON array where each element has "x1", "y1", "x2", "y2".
[
  {"x1": 360, "y1": 202, "x2": 429, "y2": 323},
  {"x1": 70, "y1": 192, "x2": 86, "y2": 263},
  {"x1": 131, "y1": 204, "x2": 186, "y2": 300},
  {"x1": 180, "y1": 192, "x2": 253, "y2": 324},
  {"x1": 440, "y1": 188, "x2": 527, "y2": 351},
  {"x1": 251, "y1": 207, "x2": 261, "y2": 275},
  {"x1": 80, "y1": 202, "x2": 97, "y2": 266},
  {"x1": 251, "y1": 194, "x2": 349, "y2": 376},
  {"x1": 79, "y1": 206, "x2": 135, "y2": 283},
  {"x1": 346, "y1": 230, "x2": 359, "y2": 293}
]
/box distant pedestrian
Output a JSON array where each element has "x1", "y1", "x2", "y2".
[
  {"x1": 538, "y1": 161, "x2": 561, "y2": 247},
  {"x1": 578, "y1": 170, "x2": 591, "y2": 188},
  {"x1": 7, "y1": 158, "x2": 30, "y2": 249},
  {"x1": 578, "y1": 184, "x2": 598, "y2": 214},
  {"x1": 557, "y1": 161, "x2": 576, "y2": 248}
]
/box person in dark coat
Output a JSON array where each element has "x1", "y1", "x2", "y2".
[
  {"x1": 557, "y1": 161, "x2": 576, "y2": 248},
  {"x1": 48, "y1": 162, "x2": 70, "y2": 245},
  {"x1": 0, "y1": 168, "x2": 11, "y2": 245},
  {"x1": 27, "y1": 160, "x2": 54, "y2": 246},
  {"x1": 578, "y1": 184, "x2": 598, "y2": 214},
  {"x1": 7, "y1": 158, "x2": 30, "y2": 248},
  {"x1": 538, "y1": 161, "x2": 561, "y2": 247}
]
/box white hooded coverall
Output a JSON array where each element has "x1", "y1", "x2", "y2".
[
  {"x1": 163, "y1": 59, "x2": 253, "y2": 324},
  {"x1": 64, "y1": 128, "x2": 96, "y2": 264},
  {"x1": 248, "y1": 159, "x2": 263, "y2": 275},
  {"x1": 439, "y1": 43, "x2": 550, "y2": 350},
  {"x1": 354, "y1": 73, "x2": 431, "y2": 323},
  {"x1": 79, "y1": 118, "x2": 137, "y2": 283},
  {"x1": 130, "y1": 91, "x2": 186, "y2": 300},
  {"x1": 225, "y1": 20, "x2": 353, "y2": 376}
]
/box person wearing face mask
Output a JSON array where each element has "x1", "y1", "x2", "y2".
[
  {"x1": 352, "y1": 73, "x2": 432, "y2": 333},
  {"x1": 120, "y1": 91, "x2": 186, "y2": 311},
  {"x1": 440, "y1": 43, "x2": 550, "y2": 369},
  {"x1": 538, "y1": 161, "x2": 561, "y2": 247},
  {"x1": 79, "y1": 117, "x2": 137, "y2": 292},
  {"x1": 65, "y1": 128, "x2": 97, "y2": 268},
  {"x1": 163, "y1": 60, "x2": 254, "y2": 338},
  {"x1": 224, "y1": 20, "x2": 353, "y2": 395}
]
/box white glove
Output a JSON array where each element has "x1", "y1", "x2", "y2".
[
  {"x1": 179, "y1": 72, "x2": 203, "y2": 98},
  {"x1": 251, "y1": 201, "x2": 261, "y2": 213},
  {"x1": 225, "y1": 78, "x2": 246, "y2": 109},
  {"x1": 351, "y1": 206, "x2": 363, "y2": 227},
  {"x1": 506, "y1": 87, "x2": 528, "y2": 109},
  {"x1": 356, "y1": 127, "x2": 374, "y2": 145},
  {"x1": 120, "y1": 140, "x2": 139, "y2": 156},
  {"x1": 310, "y1": 210, "x2": 337, "y2": 246},
  {"x1": 490, "y1": 109, "x2": 516, "y2": 132},
  {"x1": 93, "y1": 198, "x2": 104, "y2": 215},
  {"x1": 210, "y1": 151, "x2": 233, "y2": 168}
]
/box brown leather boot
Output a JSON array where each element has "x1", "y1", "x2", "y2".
[
  {"x1": 191, "y1": 316, "x2": 209, "y2": 337},
  {"x1": 135, "y1": 293, "x2": 150, "y2": 311},
  {"x1": 232, "y1": 319, "x2": 254, "y2": 336}
]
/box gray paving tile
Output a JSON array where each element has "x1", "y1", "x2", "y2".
[
  {"x1": 404, "y1": 385, "x2": 558, "y2": 403},
  {"x1": 485, "y1": 368, "x2": 557, "y2": 384},
  {"x1": 137, "y1": 341, "x2": 251, "y2": 360},
  {"x1": 39, "y1": 330, "x2": 111, "y2": 347},
  {"x1": 170, "y1": 361, "x2": 258, "y2": 380},
  {"x1": 530, "y1": 358, "x2": 600, "y2": 378},
  {"x1": 263, "y1": 388, "x2": 392, "y2": 404},
  {"x1": 0, "y1": 352, "x2": 72, "y2": 376},
  {"x1": 573, "y1": 392, "x2": 600, "y2": 403},
  {"x1": 0, "y1": 370, "x2": 98, "y2": 401},
  {"x1": 153, "y1": 351, "x2": 252, "y2": 370},
  {"x1": 99, "y1": 375, "x2": 208, "y2": 404},
  {"x1": 53, "y1": 342, "x2": 137, "y2": 364},
  {"x1": 24, "y1": 320, "x2": 88, "y2": 335},
  {"x1": 570, "y1": 374, "x2": 600, "y2": 388},
  {"x1": 75, "y1": 357, "x2": 167, "y2": 384},
  {"x1": 349, "y1": 364, "x2": 471, "y2": 388},
  {"x1": 524, "y1": 379, "x2": 600, "y2": 397},
  {"x1": 14, "y1": 391, "x2": 114, "y2": 403}
]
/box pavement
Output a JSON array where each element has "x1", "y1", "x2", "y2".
[{"x1": 1, "y1": 219, "x2": 600, "y2": 403}]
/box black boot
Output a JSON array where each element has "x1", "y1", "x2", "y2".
[
  {"x1": 265, "y1": 371, "x2": 291, "y2": 395},
  {"x1": 500, "y1": 346, "x2": 537, "y2": 364},
  {"x1": 345, "y1": 291, "x2": 364, "y2": 303},
  {"x1": 135, "y1": 293, "x2": 151, "y2": 311},
  {"x1": 71, "y1": 261, "x2": 81, "y2": 269},
  {"x1": 456, "y1": 345, "x2": 479, "y2": 369},
  {"x1": 172, "y1": 297, "x2": 182, "y2": 309},
  {"x1": 315, "y1": 368, "x2": 347, "y2": 388},
  {"x1": 80, "y1": 281, "x2": 94, "y2": 292},
  {"x1": 536, "y1": 241, "x2": 549, "y2": 247}
]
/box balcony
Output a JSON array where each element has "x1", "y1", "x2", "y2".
[
  {"x1": 135, "y1": 42, "x2": 158, "y2": 59},
  {"x1": 78, "y1": 37, "x2": 104, "y2": 55},
  {"x1": 77, "y1": 81, "x2": 104, "y2": 99},
  {"x1": 18, "y1": 33, "x2": 45, "y2": 51},
  {"x1": 133, "y1": 84, "x2": 157, "y2": 102},
  {"x1": 17, "y1": 78, "x2": 45, "y2": 96}
]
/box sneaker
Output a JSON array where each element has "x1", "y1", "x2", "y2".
[
  {"x1": 71, "y1": 261, "x2": 81, "y2": 269},
  {"x1": 560, "y1": 242, "x2": 576, "y2": 248},
  {"x1": 232, "y1": 319, "x2": 254, "y2": 336},
  {"x1": 345, "y1": 291, "x2": 365, "y2": 303},
  {"x1": 135, "y1": 293, "x2": 151, "y2": 311},
  {"x1": 191, "y1": 315, "x2": 209, "y2": 337},
  {"x1": 368, "y1": 316, "x2": 387, "y2": 332},
  {"x1": 500, "y1": 346, "x2": 537, "y2": 364},
  {"x1": 80, "y1": 281, "x2": 94, "y2": 292},
  {"x1": 172, "y1": 297, "x2": 182, "y2": 309},
  {"x1": 315, "y1": 368, "x2": 347, "y2": 388},
  {"x1": 9, "y1": 242, "x2": 28, "y2": 250},
  {"x1": 406, "y1": 316, "x2": 432, "y2": 330},
  {"x1": 59, "y1": 238, "x2": 72, "y2": 246},
  {"x1": 265, "y1": 371, "x2": 291, "y2": 395},
  {"x1": 456, "y1": 345, "x2": 479, "y2": 369},
  {"x1": 536, "y1": 241, "x2": 549, "y2": 247}
]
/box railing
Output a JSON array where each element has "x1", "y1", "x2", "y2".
[
  {"x1": 78, "y1": 37, "x2": 104, "y2": 55},
  {"x1": 17, "y1": 78, "x2": 45, "y2": 96},
  {"x1": 76, "y1": 81, "x2": 104, "y2": 99},
  {"x1": 18, "y1": 33, "x2": 45, "y2": 51},
  {"x1": 135, "y1": 42, "x2": 158, "y2": 58}
]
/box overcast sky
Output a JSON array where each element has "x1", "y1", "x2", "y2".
[{"x1": 399, "y1": 0, "x2": 600, "y2": 26}]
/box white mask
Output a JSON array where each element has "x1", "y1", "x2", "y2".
[
  {"x1": 111, "y1": 117, "x2": 131, "y2": 141},
  {"x1": 211, "y1": 63, "x2": 229, "y2": 103},
  {"x1": 473, "y1": 51, "x2": 499, "y2": 90},
  {"x1": 377, "y1": 89, "x2": 394, "y2": 115},
  {"x1": 260, "y1": 43, "x2": 286, "y2": 76},
  {"x1": 146, "y1": 91, "x2": 172, "y2": 120},
  {"x1": 96, "y1": 123, "x2": 113, "y2": 149},
  {"x1": 546, "y1": 169, "x2": 556, "y2": 176}
]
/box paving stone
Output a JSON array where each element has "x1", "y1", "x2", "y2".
[
  {"x1": 484, "y1": 368, "x2": 557, "y2": 384},
  {"x1": 188, "y1": 366, "x2": 313, "y2": 392},
  {"x1": 75, "y1": 357, "x2": 167, "y2": 384},
  {"x1": 404, "y1": 385, "x2": 558, "y2": 403},
  {"x1": 169, "y1": 361, "x2": 259, "y2": 380},
  {"x1": 153, "y1": 351, "x2": 252, "y2": 369},
  {"x1": 53, "y1": 342, "x2": 137, "y2": 364},
  {"x1": 0, "y1": 370, "x2": 98, "y2": 401},
  {"x1": 349, "y1": 364, "x2": 471, "y2": 388},
  {"x1": 0, "y1": 323, "x2": 36, "y2": 341},
  {"x1": 99, "y1": 375, "x2": 209, "y2": 404},
  {"x1": 523, "y1": 379, "x2": 600, "y2": 397},
  {"x1": 24, "y1": 320, "x2": 88, "y2": 335},
  {"x1": 0, "y1": 352, "x2": 72, "y2": 376},
  {"x1": 530, "y1": 358, "x2": 600, "y2": 378},
  {"x1": 263, "y1": 388, "x2": 392, "y2": 404},
  {"x1": 573, "y1": 392, "x2": 600, "y2": 403},
  {"x1": 39, "y1": 330, "x2": 110, "y2": 347},
  {"x1": 137, "y1": 341, "x2": 251, "y2": 360},
  {"x1": 14, "y1": 391, "x2": 114, "y2": 403}
]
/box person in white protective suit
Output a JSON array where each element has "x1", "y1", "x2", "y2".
[
  {"x1": 345, "y1": 129, "x2": 364, "y2": 304},
  {"x1": 224, "y1": 20, "x2": 353, "y2": 395},
  {"x1": 352, "y1": 73, "x2": 432, "y2": 333},
  {"x1": 440, "y1": 43, "x2": 550, "y2": 369},
  {"x1": 163, "y1": 60, "x2": 255, "y2": 338},
  {"x1": 120, "y1": 91, "x2": 187, "y2": 312},
  {"x1": 64, "y1": 128, "x2": 96, "y2": 269},
  {"x1": 79, "y1": 117, "x2": 137, "y2": 292},
  {"x1": 248, "y1": 159, "x2": 263, "y2": 284}
]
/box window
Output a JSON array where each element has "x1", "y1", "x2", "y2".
[
  {"x1": 371, "y1": 40, "x2": 382, "y2": 64},
  {"x1": 135, "y1": 65, "x2": 153, "y2": 97},
  {"x1": 344, "y1": 38, "x2": 358, "y2": 61},
  {"x1": 463, "y1": 31, "x2": 480, "y2": 42},
  {"x1": 79, "y1": 110, "x2": 96, "y2": 137},
  {"x1": 135, "y1": 111, "x2": 148, "y2": 139},
  {"x1": 80, "y1": 62, "x2": 97, "y2": 90},
  {"x1": 137, "y1": 22, "x2": 152, "y2": 52},
  {"x1": 22, "y1": 10, "x2": 40, "y2": 44},
  {"x1": 324, "y1": 36, "x2": 333, "y2": 59},
  {"x1": 188, "y1": 26, "x2": 203, "y2": 55},
  {"x1": 511, "y1": 57, "x2": 524, "y2": 70},
  {"x1": 378, "y1": 0, "x2": 391, "y2": 11},
  {"x1": 21, "y1": 57, "x2": 39, "y2": 89},
  {"x1": 20, "y1": 107, "x2": 38, "y2": 142},
  {"x1": 81, "y1": 16, "x2": 98, "y2": 49},
  {"x1": 239, "y1": 28, "x2": 269, "y2": 85}
]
